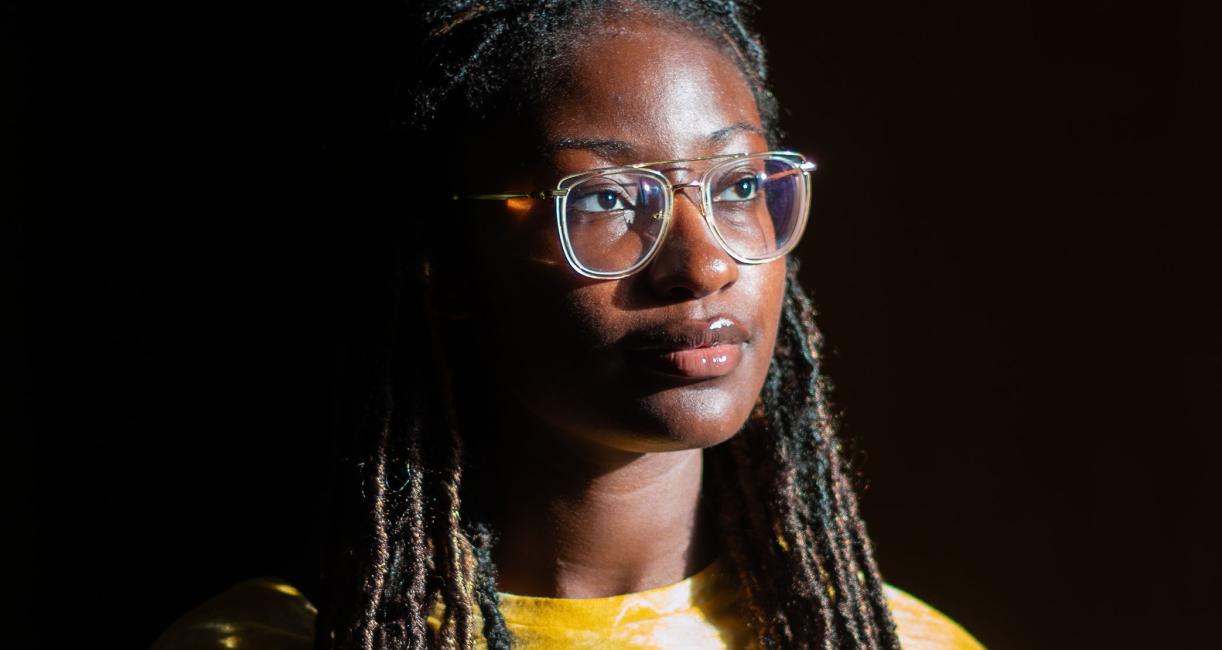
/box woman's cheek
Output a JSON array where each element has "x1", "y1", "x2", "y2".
[{"x1": 515, "y1": 205, "x2": 569, "y2": 272}]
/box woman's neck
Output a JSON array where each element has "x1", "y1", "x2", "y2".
[{"x1": 487, "y1": 416, "x2": 718, "y2": 599}]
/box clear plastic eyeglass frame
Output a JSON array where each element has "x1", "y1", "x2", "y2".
[{"x1": 451, "y1": 150, "x2": 816, "y2": 279}]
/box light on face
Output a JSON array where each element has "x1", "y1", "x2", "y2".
[{"x1": 505, "y1": 197, "x2": 535, "y2": 223}]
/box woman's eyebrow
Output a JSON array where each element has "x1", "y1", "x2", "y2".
[
  {"x1": 707, "y1": 122, "x2": 765, "y2": 144},
  {"x1": 545, "y1": 123, "x2": 764, "y2": 160},
  {"x1": 546, "y1": 137, "x2": 636, "y2": 159}
]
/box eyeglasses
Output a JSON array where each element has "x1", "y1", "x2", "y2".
[{"x1": 453, "y1": 150, "x2": 816, "y2": 279}]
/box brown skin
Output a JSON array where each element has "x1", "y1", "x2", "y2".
[{"x1": 450, "y1": 15, "x2": 787, "y2": 598}]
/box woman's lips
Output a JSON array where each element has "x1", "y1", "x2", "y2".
[
  {"x1": 620, "y1": 317, "x2": 749, "y2": 380},
  {"x1": 643, "y1": 343, "x2": 743, "y2": 378}
]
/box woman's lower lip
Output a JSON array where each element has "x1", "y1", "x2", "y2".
[{"x1": 627, "y1": 343, "x2": 743, "y2": 379}]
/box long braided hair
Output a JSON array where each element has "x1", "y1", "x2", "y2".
[{"x1": 315, "y1": 1, "x2": 902, "y2": 648}]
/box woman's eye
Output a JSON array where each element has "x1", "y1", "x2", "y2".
[
  {"x1": 715, "y1": 176, "x2": 759, "y2": 202},
  {"x1": 571, "y1": 189, "x2": 630, "y2": 212}
]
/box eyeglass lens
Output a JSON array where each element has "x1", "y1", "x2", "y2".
[{"x1": 563, "y1": 172, "x2": 669, "y2": 275}]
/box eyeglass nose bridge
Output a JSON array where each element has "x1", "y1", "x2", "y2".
[{"x1": 668, "y1": 181, "x2": 708, "y2": 216}]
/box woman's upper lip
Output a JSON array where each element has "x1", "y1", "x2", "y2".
[{"x1": 619, "y1": 316, "x2": 751, "y2": 351}]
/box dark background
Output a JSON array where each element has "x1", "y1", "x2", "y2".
[{"x1": 13, "y1": 1, "x2": 1219, "y2": 648}]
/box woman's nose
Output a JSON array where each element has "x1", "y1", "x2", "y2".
[{"x1": 644, "y1": 190, "x2": 738, "y2": 300}]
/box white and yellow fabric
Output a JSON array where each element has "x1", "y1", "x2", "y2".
[{"x1": 154, "y1": 558, "x2": 984, "y2": 649}]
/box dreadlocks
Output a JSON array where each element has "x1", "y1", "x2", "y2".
[{"x1": 315, "y1": 1, "x2": 902, "y2": 648}]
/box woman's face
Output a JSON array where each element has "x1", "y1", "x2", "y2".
[{"x1": 462, "y1": 15, "x2": 787, "y2": 455}]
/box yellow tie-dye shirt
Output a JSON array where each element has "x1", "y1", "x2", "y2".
[{"x1": 154, "y1": 558, "x2": 984, "y2": 649}]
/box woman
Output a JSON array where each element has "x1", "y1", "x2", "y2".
[{"x1": 156, "y1": 1, "x2": 983, "y2": 648}]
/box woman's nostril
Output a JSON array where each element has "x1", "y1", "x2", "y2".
[{"x1": 668, "y1": 286, "x2": 696, "y2": 301}]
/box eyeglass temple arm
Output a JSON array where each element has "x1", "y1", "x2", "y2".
[{"x1": 451, "y1": 190, "x2": 561, "y2": 201}]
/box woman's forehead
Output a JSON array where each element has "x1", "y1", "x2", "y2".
[{"x1": 539, "y1": 15, "x2": 764, "y2": 164}]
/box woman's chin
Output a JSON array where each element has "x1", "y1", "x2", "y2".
[
  {"x1": 595, "y1": 394, "x2": 753, "y2": 453},
  {"x1": 516, "y1": 379, "x2": 756, "y2": 455}
]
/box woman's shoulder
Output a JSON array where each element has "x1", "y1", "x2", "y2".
[
  {"x1": 884, "y1": 584, "x2": 985, "y2": 650},
  {"x1": 151, "y1": 578, "x2": 315, "y2": 650}
]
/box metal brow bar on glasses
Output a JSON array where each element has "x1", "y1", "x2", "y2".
[{"x1": 450, "y1": 151, "x2": 816, "y2": 202}]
